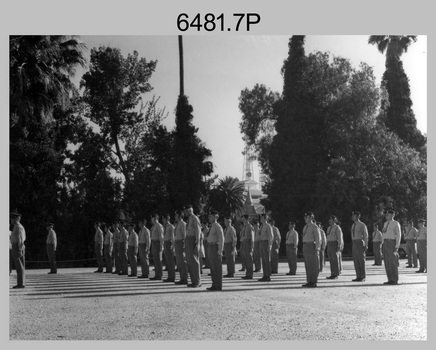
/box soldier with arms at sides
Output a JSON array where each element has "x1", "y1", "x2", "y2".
[
  {"x1": 372, "y1": 223, "x2": 383, "y2": 266},
  {"x1": 137, "y1": 219, "x2": 151, "y2": 278},
  {"x1": 241, "y1": 215, "x2": 255, "y2": 279},
  {"x1": 253, "y1": 220, "x2": 262, "y2": 272},
  {"x1": 206, "y1": 210, "x2": 224, "y2": 291},
  {"x1": 150, "y1": 214, "x2": 164, "y2": 280},
  {"x1": 223, "y1": 217, "x2": 237, "y2": 278},
  {"x1": 270, "y1": 219, "x2": 281, "y2": 274},
  {"x1": 118, "y1": 222, "x2": 129, "y2": 275},
  {"x1": 285, "y1": 221, "x2": 298, "y2": 275},
  {"x1": 10, "y1": 210, "x2": 26, "y2": 288},
  {"x1": 163, "y1": 214, "x2": 176, "y2": 282},
  {"x1": 416, "y1": 218, "x2": 427, "y2": 273},
  {"x1": 404, "y1": 220, "x2": 418, "y2": 268},
  {"x1": 381, "y1": 210, "x2": 401, "y2": 284},
  {"x1": 46, "y1": 222, "x2": 57, "y2": 274},
  {"x1": 127, "y1": 222, "x2": 139, "y2": 277},
  {"x1": 174, "y1": 210, "x2": 188, "y2": 284},
  {"x1": 94, "y1": 222, "x2": 104, "y2": 273},
  {"x1": 103, "y1": 223, "x2": 113, "y2": 273},
  {"x1": 317, "y1": 222, "x2": 327, "y2": 273},
  {"x1": 184, "y1": 205, "x2": 202, "y2": 287},
  {"x1": 351, "y1": 211, "x2": 368, "y2": 282},
  {"x1": 326, "y1": 215, "x2": 343, "y2": 279},
  {"x1": 302, "y1": 212, "x2": 321, "y2": 288},
  {"x1": 258, "y1": 214, "x2": 273, "y2": 282}
]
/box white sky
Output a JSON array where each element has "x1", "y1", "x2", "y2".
[{"x1": 75, "y1": 35, "x2": 426, "y2": 181}]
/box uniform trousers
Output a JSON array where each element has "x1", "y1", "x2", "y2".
[
  {"x1": 352, "y1": 240, "x2": 366, "y2": 280},
  {"x1": 244, "y1": 241, "x2": 254, "y2": 277},
  {"x1": 113, "y1": 242, "x2": 120, "y2": 273},
  {"x1": 303, "y1": 242, "x2": 319, "y2": 284},
  {"x1": 208, "y1": 243, "x2": 222, "y2": 289},
  {"x1": 175, "y1": 239, "x2": 188, "y2": 281},
  {"x1": 253, "y1": 240, "x2": 261, "y2": 271},
  {"x1": 46, "y1": 243, "x2": 57, "y2": 273},
  {"x1": 382, "y1": 239, "x2": 399, "y2": 282},
  {"x1": 128, "y1": 245, "x2": 138, "y2": 275},
  {"x1": 327, "y1": 241, "x2": 340, "y2": 277},
  {"x1": 12, "y1": 243, "x2": 25, "y2": 286},
  {"x1": 138, "y1": 243, "x2": 150, "y2": 276},
  {"x1": 203, "y1": 240, "x2": 210, "y2": 268},
  {"x1": 185, "y1": 236, "x2": 201, "y2": 285},
  {"x1": 240, "y1": 241, "x2": 246, "y2": 269},
  {"x1": 164, "y1": 241, "x2": 176, "y2": 280},
  {"x1": 319, "y1": 246, "x2": 326, "y2": 272},
  {"x1": 94, "y1": 243, "x2": 104, "y2": 271},
  {"x1": 151, "y1": 240, "x2": 163, "y2": 278},
  {"x1": 260, "y1": 240, "x2": 271, "y2": 278},
  {"x1": 285, "y1": 243, "x2": 297, "y2": 274},
  {"x1": 271, "y1": 241, "x2": 279, "y2": 273},
  {"x1": 373, "y1": 241, "x2": 383, "y2": 265},
  {"x1": 417, "y1": 239, "x2": 427, "y2": 272},
  {"x1": 224, "y1": 242, "x2": 235, "y2": 275},
  {"x1": 338, "y1": 251, "x2": 342, "y2": 274},
  {"x1": 406, "y1": 239, "x2": 418, "y2": 267},
  {"x1": 119, "y1": 243, "x2": 128, "y2": 274},
  {"x1": 103, "y1": 244, "x2": 112, "y2": 272}
]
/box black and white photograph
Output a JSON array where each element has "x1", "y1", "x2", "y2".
[{"x1": 3, "y1": 0, "x2": 431, "y2": 343}]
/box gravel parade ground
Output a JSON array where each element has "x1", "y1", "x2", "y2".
[{"x1": 9, "y1": 259, "x2": 427, "y2": 341}]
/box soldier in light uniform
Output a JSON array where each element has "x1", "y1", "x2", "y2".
[
  {"x1": 138, "y1": 219, "x2": 151, "y2": 278},
  {"x1": 317, "y1": 222, "x2": 327, "y2": 273},
  {"x1": 253, "y1": 220, "x2": 262, "y2": 272},
  {"x1": 163, "y1": 214, "x2": 176, "y2": 282},
  {"x1": 372, "y1": 223, "x2": 383, "y2": 266},
  {"x1": 10, "y1": 211, "x2": 26, "y2": 288},
  {"x1": 271, "y1": 220, "x2": 281, "y2": 274},
  {"x1": 302, "y1": 212, "x2": 321, "y2": 288},
  {"x1": 326, "y1": 215, "x2": 343, "y2": 279},
  {"x1": 206, "y1": 210, "x2": 224, "y2": 291},
  {"x1": 416, "y1": 218, "x2": 427, "y2": 273},
  {"x1": 404, "y1": 220, "x2": 418, "y2": 268},
  {"x1": 174, "y1": 210, "x2": 188, "y2": 284},
  {"x1": 150, "y1": 214, "x2": 164, "y2": 280},
  {"x1": 127, "y1": 223, "x2": 138, "y2": 277},
  {"x1": 46, "y1": 223, "x2": 57, "y2": 274},
  {"x1": 337, "y1": 221, "x2": 344, "y2": 274},
  {"x1": 118, "y1": 222, "x2": 129, "y2": 275},
  {"x1": 285, "y1": 221, "x2": 298, "y2": 275},
  {"x1": 239, "y1": 220, "x2": 246, "y2": 272},
  {"x1": 241, "y1": 215, "x2": 255, "y2": 279},
  {"x1": 223, "y1": 217, "x2": 237, "y2": 278},
  {"x1": 258, "y1": 214, "x2": 273, "y2": 282},
  {"x1": 94, "y1": 222, "x2": 104, "y2": 273},
  {"x1": 112, "y1": 222, "x2": 120, "y2": 274},
  {"x1": 202, "y1": 220, "x2": 210, "y2": 269},
  {"x1": 351, "y1": 211, "x2": 368, "y2": 282},
  {"x1": 103, "y1": 223, "x2": 113, "y2": 273},
  {"x1": 184, "y1": 205, "x2": 202, "y2": 287},
  {"x1": 381, "y1": 210, "x2": 401, "y2": 284}
]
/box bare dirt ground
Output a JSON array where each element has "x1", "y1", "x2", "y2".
[{"x1": 9, "y1": 259, "x2": 427, "y2": 340}]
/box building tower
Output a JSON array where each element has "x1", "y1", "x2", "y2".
[{"x1": 242, "y1": 144, "x2": 256, "y2": 186}]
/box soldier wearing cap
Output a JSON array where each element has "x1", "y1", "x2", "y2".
[
  {"x1": 150, "y1": 214, "x2": 164, "y2": 280},
  {"x1": 285, "y1": 221, "x2": 298, "y2": 275},
  {"x1": 103, "y1": 223, "x2": 113, "y2": 273},
  {"x1": 258, "y1": 213, "x2": 273, "y2": 282},
  {"x1": 336, "y1": 221, "x2": 344, "y2": 274},
  {"x1": 372, "y1": 223, "x2": 383, "y2": 266},
  {"x1": 184, "y1": 205, "x2": 202, "y2": 287},
  {"x1": 416, "y1": 219, "x2": 427, "y2": 273},
  {"x1": 253, "y1": 220, "x2": 262, "y2": 272},
  {"x1": 350, "y1": 211, "x2": 368, "y2": 282},
  {"x1": 381, "y1": 210, "x2": 401, "y2": 284},
  {"x1": 241, "y1": 215, "x2": 255, "y2": 279},
  {"x1": 94, "y1": 222, "x2": 104, "y2": 273},
  {"x1": 118, "y1": 222, "x2": 129, "y2": 275},
  {"x1": 162, "y1": 214, "x2": 176, "y2": 282},
  {"x1": 111, "y1": 222, "x2": 120, "y2": 274},
  {"x1": 302, "y1": 212, "x2": 321, "y2": 287},
  {"x1": 46, "y1": 222, "x2": 57, "y2": 274},
  {"x1": 137, "y1": 219, "x2": 151, "y2": 278},
  {"x1": 10, "y1": 211, "x2": 26, "y2": 288},
  {"x1": 206, "y1": 210, "x2": 224, "y2": 291},
  {"x1": 271, "y1": 219, "x2": 281, "y2": 274},
  {"x1": 404, "y1": 220, "x2": 418, "y2": 268},
  {"x1": 174, "y1": 210, "x2": 188, "y2": 284},
  {"x1": 223, "y1": 217, "x2": 237, "y2": 278},
  {"x1": 127, "y1": 223, "x2": 138, "y2": 277},
  {"x1": 317, "y1": 222, "x2": 327, "y2": 273},
  {"x1": 326, "y1": 215, "x2": 343, "y2": 279}
]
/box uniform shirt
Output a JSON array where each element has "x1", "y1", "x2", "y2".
[
  {"x1": 351, "y1": 220, "x2": 369, "y2": 246},
  {"x1": 138, "y1": 226, "x2": 151, "y2": 249},
  {"x1": 243, "y1": 223, "x2": 255, "y2": 244},
  {"x1": 112, "y1": 227, "x2": 119, "y2": 243},
  {"x1": 417, "y1": 227, "x2": 427, "y2": 240},
  {"x1": 174, "y1": 220, "x2": 187, "y2": 240},
  {"x1": 254, "y1": 225, "x2": 261, "y2": 242},
  {"x1": 240, "y1": 224, "x2": 246, "y2": 242},
  {"x1": 104, "y1": 230, "x2": 113, "y2": 246},
  {"x1": 164, "y1": 223, "x2": 175, "y2": 243},
  {"x1": 224, "y1": 225, "x2": 237, "y2": 247},
  {"x1": 320, "y1": 229, "x2": 327, "y2": 250},
  {"x1": 372, "y1": 229, "x2": 383, "y2": 242},
  {"x1": 119, "y1": 226, "x2": 129, "y2": 244},
  {"x1": 11, "y1": 223, "x2": 26, "y2": 251},
  {"x1": 128, "y1": 229, "x2": 138, "y2": 247},
  {"x1": 260, "y1": 222, "x2": 274, "y2": 243},
  {"x1": 404, "y1": 226, "x2": 418, "y2": 240},
  {"x1": 381, "y1": 219, "x2": 401, "y2": 249},
  {"x1": 186, "y1": 214, "x2": 201, "y2": 243},
  {"x1": 46, "y1": 228, "x2": 57, "y2": 250},
  {"x1": 95, "y1": 227, "x2": 104, "y2": 247},
  {"x1": 207, "y1": 221, "x2": 224, "y2": 253},
  {"x1": 272, "y1": 226, "x2": 281, "y2": 245},
  {"x1": 326, "y1": 224, "x2": 344, "y2": 248},
  {"x1": 151, "y1": 222, "x2": 164, "y2": 250},
  {"x1": 202, "y1": 225, "x2": 209, "y2": 242},
  {"x1": 286, "y1": 229, "x2": 299, "y2": 245},
  {"x1": 302, "y1": 222, "x2": 321, "y2": 250}
]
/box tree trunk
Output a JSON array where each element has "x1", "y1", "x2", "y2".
[
  {"x1": 178, "y1": 35, "x2": 184, "y2": 96},
  {"x1": 113, "y1": 134, "x2": 130, "y2": 186}
]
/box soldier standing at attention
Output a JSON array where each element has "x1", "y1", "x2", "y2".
[
  {"x1": 127, "y1": 223, "x2": 138, "y2": 277},
  {"x1": 150, "y1": 214, "x2": 164, "y2": 280},
  {"x1": 351, "y1": 211, "x2": 368, "y2": 282},
  {"x1": 223, "y1": 217, "x2": 237, "y2": 278},
  {"x1": 317, "y1": 222, "x2": 327, "y2": 273},
  {"x1": 239, "y1": 220, "x2": 246, "y2": 273},
  {"x1": 381, "y1": 210, "x2": 401, "y2": 284},
  {"x1": 163, "y1": 214, "x2": 176, "y2": 282},
  {"x1": 174, "y1": 210, "x2": 188, "y2": 284},
  {"x1": 404, "y1": 220, "x2": 418, "y2": 268},
  {"x1": 326, "y1": 215, "x2": 343, "y2": 279},
  {"x1": 416, "y1": 219, "x2": 427, "y2": 273},
  {"x1": 285, "y1": 221, "x2": 298, "y2": 275},
  {"x1": 241, "y1": 215, "x2": 255, "y2": 279},
  {"x1": 258, "y1": 214, "x2": 273, "y2": 282},
  {"x1": 112, "y1": 222, "x2": 120, "y2": 274},
  {"x1": 337, "y1": 221, "x2": 344, "y2": 274},
  {"x1": 372, "y1": 223, "x2": 383, "y2": 266},
  {"x1": 46, "y1": 222, "x2": 57, "y2": 274},
  {"x1": 10, "y1": 211, "x2": 26, "y2": 288},
  {"x1": 302, "y1": 212, "x2": 321, "y2": 288},
  {"x1": 94, "y1": 222, "x2": 104, "y2": 273},
  {"x1": 253, "y1": 220, "x2": 262, "y2": 272},
  {"x1": 118, "y1": 222, "x2": 129, "y2": 275},
  {"x1": 184, "y1": 205, "x2": 202, "y2": 288},
  {"x1": 271, "y1": 219, "x2": 281, "y2": 274},
  {"x1": 202, "y1": 220, "x2": 210, "y2": 269},
  {"x1": 206, "y1": 210, "x2": 224, "y2": 291},
  {"x1": 138, "y1": 219, "x2": 151, "y2": 278},
  {"x1": 103, "y1": 223, "x2": 113, "y2": 273}
]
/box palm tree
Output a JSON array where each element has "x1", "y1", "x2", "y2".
[
  {"x1": 208, "y1": 176, "x2": 245, "y2": 218},
  {"x1": 368, "y1": 35, "x2": 417, "y2": 63}
]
